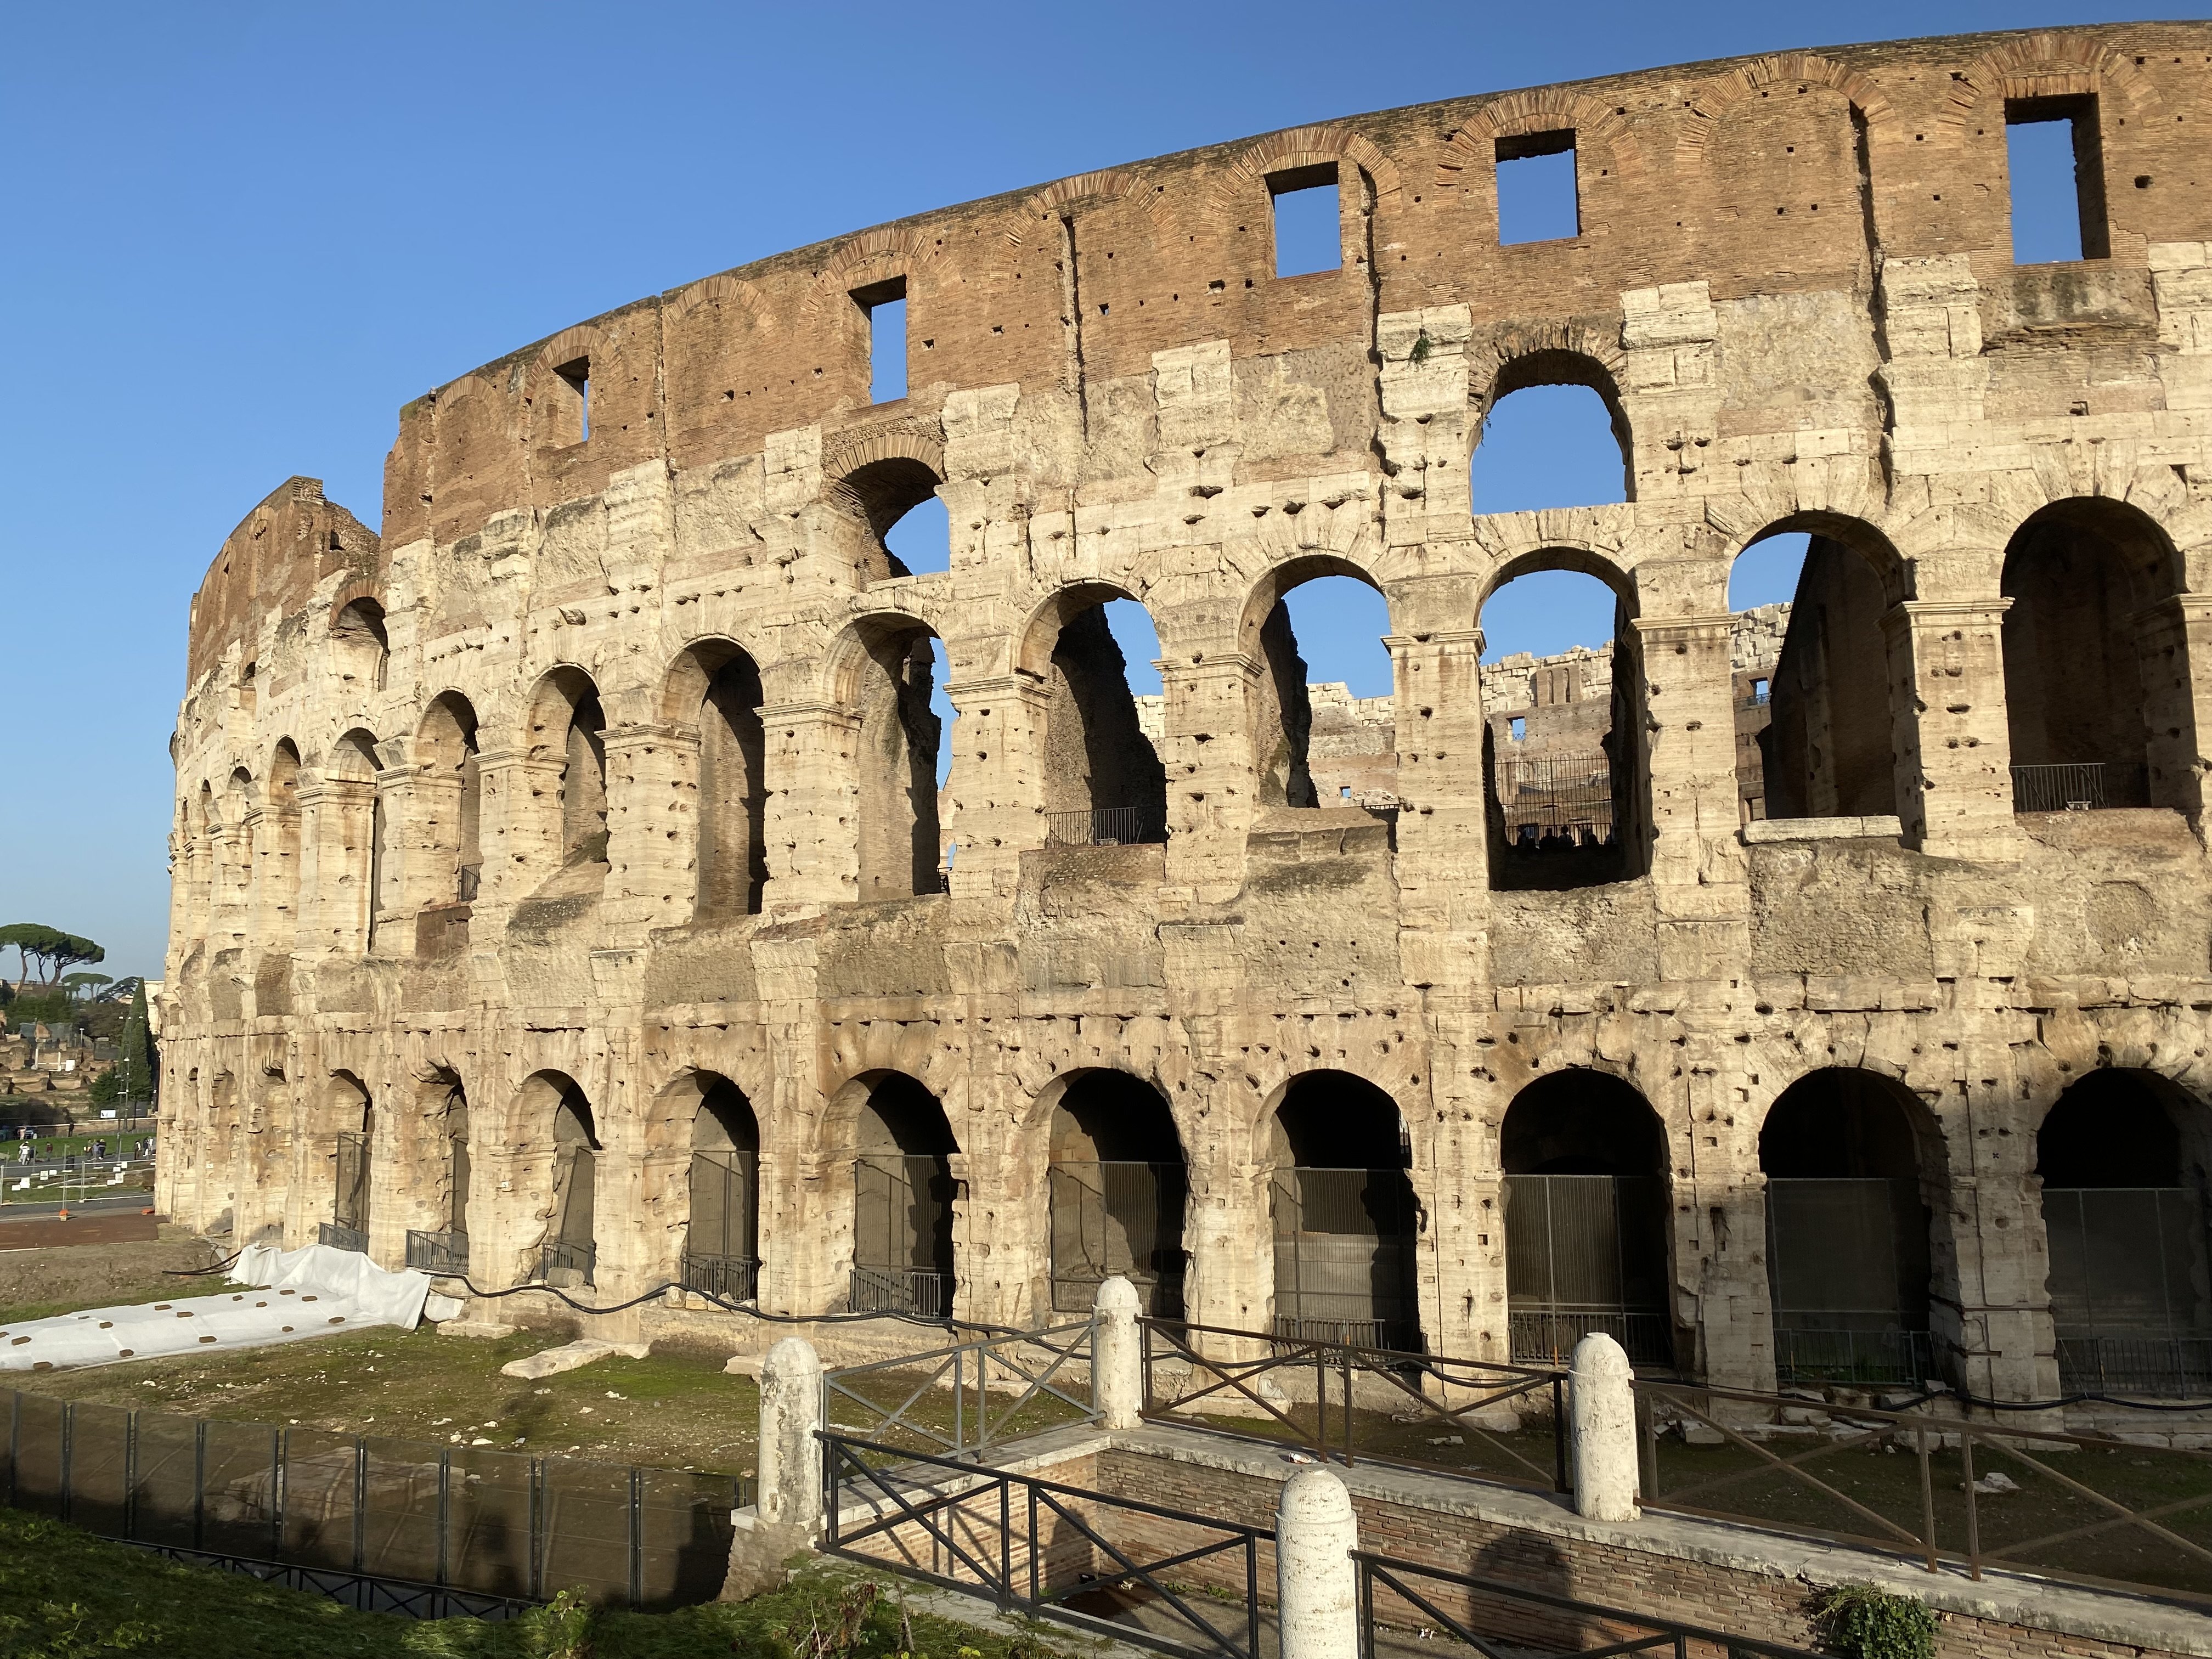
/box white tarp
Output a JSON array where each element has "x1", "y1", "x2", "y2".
[{"x1": 0, "y1": 1243, "x2": 464, "y2": 1372}]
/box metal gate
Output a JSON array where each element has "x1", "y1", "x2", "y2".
[
  {"x1": 1765, "y1": 1177, "x2": 1934, "y2": 1385},
  {"x1": 1270, "y1": 1167, "x2": 1420, "y2": 1351},
  {"x1": 318, "y1": 1131, "x2": 371, "y2": 1253},
  {"x1": 2044, "y1": 1186, "x2": 2212, "y2": 1395},
  {"x1": 1502, "y1": 1173, "x2": 1670, "y2": 1365},
  {"x1": 1047, "y1": 1160, "x2": 1186, "y2": 1317},
  {"x1": 851, "y1": 1155, "x2": 955, "y2": 1317},
  {"x1": 683, "y1": 1149, "x2": 759, "y2": 1302}
]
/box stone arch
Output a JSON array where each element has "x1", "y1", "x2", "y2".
[
  {"x1": 825, "y1": 611, "x2": 945, "y2": 900},
  {"x1": 1236, "y1": 554, "x2": 1395, "y2": 811},
  {"x1": 803, "y1": 227, "x2": 942, "y2": 321},
  {"x1": 1678, "y1": 52, "x2": 1894, "y2": 162},
  {"x1": 514, "y1": 1069, "x2": 600, "y2": 1288},
  {"x1": 664, "y1": 638, "x2": 768, "y2": 918},
  {"x1": 1498, "y1": 1066, "x2": 1672, "y2": 1365},
  {"x1": 1938, "y1": 33, "x2": 2163, "y2": 134},
  {"x1": 330, "y1": 595, "x2": 388, "y2": 692},
  {"x1": 415, "y1": 692, "x2": 482, "y2": 907},
  {"x1": 831, "y1": 1069, "x2": 960, "y2": 1317},
  {"x1": 1472, "y1": 348, "x2": 1634, "y2": 501},
  {"x1": 1015, "y1": 582, "x2": 1167, "y2": 842},
  {"x1": 665, "y1": 273, "x2": 772, "y2": 330},
  {"x1": 651, "y1": 1070, "x2": 762, "y2": 1302},
  {"x1": 413, "y1": 1064, "x2": 471, "y2": 1251},
  {"x1": 1035, "y1": 1067, "x2": 1189, "y2": 1318},
  {"x1": 523, "y1": 665, "x2": 608, "y2": 862},
  {"x1": 317, "y1": 1070, "x2": 374, "y2": 1248},
  {"x1": 822, "y1": 430, "x2": 948, "y2": 585},
  {"x1": 262, "y1": 739, "x2": 303, "y2": 935},
  {"x1": 1264, "y1": 1069, "x2": 1421, "y2": 1351},
  {"x1": 1223, "y1": 125, "x2": 1404, "y2": 204}
]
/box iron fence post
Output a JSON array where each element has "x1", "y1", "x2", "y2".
[
  {"x1": 954, "y1": 1347, "x2": 964, "y2": 1454},
  {"x1": 1246, "y1": 1530, "x2": 1260, "y2": 1659},
  {"x1": 437, "y1": 1448, "x2": 451, "y2": 1588},
  {"x1": 59, "y1": 1402, "x2": 72, "y2": 1524},
  {"x1": 997, "y1": 1475, "x2": 1012, "y2": 1609},
  {"x1": 1315, "y1": 1345, "x2": 1328, "y2": 1463},
  {"x1": 1634, "y1": 1388, "x2": 1658, "y2": 1502},
  {"x1": 1915, "y1": 1424, "x2": 1937, "y2": 1572},
  {"x1": 1028, "y1": 1479, "x2": 1040, "y2": 1603},
  {"x1": 1960, "y1": 1430, "x2": 1982, "y2": 1580},
  {"x1": 193, "y1": 1419, "x2": 206, "y2": 1552},
  {"x1": 1343, "y1": 1345, "x2": 1356, "y2": 1468},
  {"x1": 629, "y1": 1465, "x2": 644, "y2": 1609},
  {"x1": 124, "y1": 1410, "x2": 137, "y2": 1541},
  {"x1": 1357, "y1": 1556, "x2": 1373, "y2": 1659},
  {"x1": 352, "y1": 1437, "x2": 366, "y2": 1573},
  {"x1": 1553, "y1": 1376, "x2": 1570, "y2": 1494}
]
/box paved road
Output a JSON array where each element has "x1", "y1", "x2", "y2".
[{"x1": 0, "y1": 1201, "x2": 160, "y2": 1249}]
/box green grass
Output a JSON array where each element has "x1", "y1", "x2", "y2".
[
  {"x1": 0, "y1": 1505, "x2": 1075, "y2": 1657},
  {"x1": 0, "y1": 1278, "x2": 185, "y2": 1328}
]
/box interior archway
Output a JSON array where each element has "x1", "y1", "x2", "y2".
[
  {"x1": 320, "y1": 1071, "x2": 373, "y2": 1254},
  {"x1": 684, "y1": 1075, "x2": 762, "y2": 1301},
  {"x1": 842, "y1": 618, "x2": 948, "y2": 899},
  {"x1": 845, "y1": 1073, "x2": 958, "y2": 1317},
  {"x1": 1046, "y1": 1070, "x2": 1187, "y2": 1318},
  {"x1": 1268, "y1": 1071, "x2": 1420, "y2": 1351},
  {"x1": 527, "y1": 669, "x2": 609, "y2": 865},
  {"x1": 1240, "y1": 561, "x2": 1396, "y2": 811},
  {"x1": 1025, "y1": 588, "x2": 1168, "y2": 847},
  {"x1": 667, "y1": 642, "x2": 768, "y2": 917},
  {"x1": 517, "y1": 1071, "x2": 599, "y2": 1289},
  {"x1": 405, "y1": 1069, "x2": 470, "y2": 1276},
  {"x1": 417, "y1": 693, "x2": 482, "y2": 905}
]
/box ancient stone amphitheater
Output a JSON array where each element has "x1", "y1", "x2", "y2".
[{"x1": 161, "y1": 24, "x2": 2212, "y2": 1402}]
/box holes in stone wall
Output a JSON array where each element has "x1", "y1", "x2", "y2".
[
  {"x1": 1496, "y1": 129, "x2": 1578, "y2": 245},
  {"x1": 1269, "y1": 163, "x2": 1341, "y2": 278},
  {"x1": 854, "y1": 278, "x2": 908, "y2": 402},
  {"x1": 1472, "y1": 357, "x2": 1629, "y2": 511},
  {"x1": 2006, "y1": 95, "x2": 2108, "y2": 263}
]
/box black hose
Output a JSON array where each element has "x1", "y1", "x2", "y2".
[{"x1": 443, "y1": 1272, "x2": 1016, "y2": 1336}]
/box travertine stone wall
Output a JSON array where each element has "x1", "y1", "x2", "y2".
[{"x1": 159, "y1": 26, "x2": 2212, "y2": 1398}]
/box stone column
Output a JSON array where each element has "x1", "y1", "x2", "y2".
[
  {"x1": 757, "y1": 1336, "x2": 826, "y2": 1537},
  {"x1": 475, "y1": 748, "x2": 567, "y2": 911},
  {"x1": 602, "y1": 723, "x2": 702, "y2": 936},
  {"x1": 1387, "y1": 624, "x2": 1490, "y2": 990},
  {"x1": 760, "y1": 702, "x2": 861, "y2": 911},
  {"x1": 1634, "y1": 613, "x2": 1751, "y2": 978},
  {"x1": 2134, "y1": 593, "x2": 2212, "y2": 819},
  {"x1": 1155, "y1": 653, "x2": 1265, "y2": 900},
  {"x1": 938, "y1": 674, "x2": 1051, "y2": 900},
  {"x1": 1276, "y1": 1468, "x2": 1358, "y2": 1659},
  {"x1": 1570, "y1": 1333, "x2": 1639, "y2": 1521},
  {"x1": 1882, "y1": 600, "x2": 2022, "y2": 861},
  {"x1": 295, "y1": 779, "x2": 376, "y2": 957},
  {"x1": 1093, "y1": 1274, "x2": 1144, "y2": 1429},
  {"x1": 252, "y1": 805, "x2": 302, "y2": 955},
  {"x1": 381, "y1": 766, "x2": 465, "y2": 918}
]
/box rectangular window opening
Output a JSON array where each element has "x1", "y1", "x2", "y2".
[
  {"x1": 855, "y1": 278, "x2": 909, "y2": 403},
  {"x1": 1269, "y1": 163, "x2": 1341, "y2": 278},
  {"x1": 555, "y1": 357, "x2": 590, "y2": 443},
  {"x1": 1496, "y1": 131, "x2": 1579, "y2": 245},
  {"x1": 2005, "y1": 95, "x2": 2108, "y2": 264},
  {"x1": 1509, "y1": 715, "x2": 1527, "y2": 742}
]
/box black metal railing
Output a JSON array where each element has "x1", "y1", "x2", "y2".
[
  {"x1": 532, "y1": 1238, "x2": 596, "y2": 1288},
  {"x1": 679, "y1": 1251, "x2": 759, "y2": 1303},
  {"x1": 1495, "y1": 751, "x2": 1613, "y2": 846},
  {"x1": 1355, "y1": 1551, "x2": 1820, "y2": 1659},
  {"x1": 456, "y1": 864, "x2": 482, "y2": 902},
  {"x1": 822, "y1": 1318, "x2": 1097, "y2": 1459},
  {"x1": 2011, "y1": 760, "x2": 2149, "y2": 812},
  {"x1": 822, "y1": 1430, "x2": 1266, "y2": 1659},
  {"x1": 0, "y1": 1389, "x2": 747, "y2": 1613},
  {"x1": 1773, "y1": 1326, "x2": 1936, "y2": 1387},
  {"x1": 316, "y1": 1222, "x2": 368, "y2": 1255},
  {"x1": 848, "y1": 1266, "x2": 952, "y2": 1319},
  {"x1": 1043, "y1": 804, "x2": 1167, "y2": 847},
  {"x1": 2057, "y1": 1334, "x2": 2212, "y2": 1397},
  {"x1": 403, "y1": 1229, "x2": 469, "y2": 1277},
  {"x1": 1507, "y1": 1307, "x2": 1672, "y2": 1368}
]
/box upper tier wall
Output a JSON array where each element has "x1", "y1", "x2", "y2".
[{"x1": 180, "y1": 24, "x2": 2212, "y2": 678}]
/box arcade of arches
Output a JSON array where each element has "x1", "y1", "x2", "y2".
[{"x1": 162, "y1": 26, "x2": 2212, "y2": 1404}]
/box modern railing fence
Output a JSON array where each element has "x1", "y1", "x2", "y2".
[
  {"x1": 1496, "y1": 752, "x2": 1615, "y2": 846},
  {"x1": 1632, "y1": 1378, "x2": 2212, "y2": 1605},
  {"x1": 317, "y1": 1221, "x2": 368, "y2": 1255},
  {"x1": 1044, "y1": 804, "x2": 1168, "y2": 847},
  {"x1": 403, "y1": 1228, "x2": 470, "y2": 1277},
  {"x1": 0, "y1": 1389, "x2": 748, "y2": 1613},
  {"x1": 2011, "y1": 760, "x2": 2150, "y2": 812},
  {"x1": 2058, "y1": 1334, "x2": 2212, "y2": 1398},
  {"x1": 680, "y1": 1251, "x2": 760, "y2": 1303},
  {"x1": 533, "y1": 1238, "x2": 596, "y2": 1288},
  {"x1": 847, "y1": 1266, "x2": 953, "y2": 1319},
  {"x1": 823, "y1": 1320, "x2": 1097, "y2": 1460},
  {"x1": 1140, "y1": 1319, "x2": 1571, "y2": 1494}
]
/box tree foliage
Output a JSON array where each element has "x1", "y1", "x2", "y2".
[{"x1": 0, "y1": 924, "x2": 105, "y2": 987}]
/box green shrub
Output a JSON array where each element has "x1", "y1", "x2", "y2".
[{"x1": 1811, "y1": 1583, "x2": 1937, "y2": 1659}]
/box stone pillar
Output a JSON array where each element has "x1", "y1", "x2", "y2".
[
  {"x1": 760, "y1": 702, "x2": 861, "y2": 911},
  {"x1": 475, "y1": 748, "x2": 567, "y2": 910},
  {"x1": 1883, "y1": 600, "x2": 2022, "y2": 861},
  {"x1": 296, "y1": 780, "x2": 375, "y2": 957},
  {"x1": 1155, "y1": 652, "x2": 1266, "y2": 900},
  {"x1": 602, "y1": 723, "x2": 702, "y2": 936},
  {"x1": 1387, "y1": 624, "x2": 1489, "y2": 990},
  {"x1": 1569, "y1": 1332, "x2": 1638, "y2": 1521},
  {"x1": 1093, "y1": 1274, "x2": 1143, "y2": 1429},
  {"x1": 2135, "y1": 594, "x2": 2212, "y2": 819},
  {"x1": 253, "y1": 806, "x2": 302, "y2": 955},
  {"x1": 1634, "y1": 613, "x2": 1750, "y2": 978},
  {"x1": 938, "y1": 674, "x2": 1051, "y2": 899},
  {"x1": 381, "y1": 767, "x2": 465, "y2": 918},
  {"x1": 1276, "y1": 1467, "x2": 1358, "y2": 1659},
  {"x1": 758, "y1": 1336, "x2": 826, "y2": 1537}
]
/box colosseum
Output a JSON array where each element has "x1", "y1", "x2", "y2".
[{"x1": 161, "y1": 23, "x2": 2212, "y2": 1407}]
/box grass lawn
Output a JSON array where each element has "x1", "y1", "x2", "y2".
[
  {"x1": 0, "y1": 1505, "x2": 1074, "y2": 1658},
  {"x1": 18, "y1": 1323, "x2": 763, "y2": 1476}
]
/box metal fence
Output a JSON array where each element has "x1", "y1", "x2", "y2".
[
  {"x1": 823, "y1": 1319, "x2": 1097, "y2": 1460},
  {"x1": 1270, "y1": 1166, "x2": 1421, "y2": 1353},
  {"x1": 852, "y1": 1154, "x2": 956, "y2": 1317},
  {"x1": 1495, "y1": 752, "x2": 1614, "y2": 845},
  {"x1": 848, "y1": 1267, "x2": 953, "y2": 1318},
  {"x1": 1766, "y1": 1177, "x2": 1936, "y2": 1386},
  {"x1": 2011, "y1": 760, "x2": 2149, "y2": 812},
  {"x1": 1043, "y1": 804, "x2": 1168, "y2": 847},
  {"x1": 0, "y1": 1389, "x2": 747, "y2": 1611},
  {"x1": 1049, "y1": 1160, "x2": 1187, "y2": 1317},
  {"x1": 318, "y1": 1221, "x2": 368, "y2": 1255},
  {"x1": 533, "y1": 1238, "x2": 596, "y2": 1288},
  {"x1": 404, "y1": 1229, "x2": 470, "y2": 1277},
  {"x1": 680, "y1": 1251, "x2": 760, "y2": 1303},
  {"x1": 2043, "y1": 1185, "x2": 2212, "y2": 1395},
  {"x1": 1502, "y1": 1173, "x2": 1672, "y2": 1366}
]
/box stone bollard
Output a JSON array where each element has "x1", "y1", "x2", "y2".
[
  {"x1": 1276, "y1": 1466, "x2": 1359, "y2": 1659},
  {"x1": 1568, "y1": 1331, "x2": 1639, "y2": 1522},
  {"x1": 757, "y1": 1336, "x2": 825, "y2": 1538},
  {"x1": 1093, "y1": 1273, "x2": 1143, "y2": 1430}
]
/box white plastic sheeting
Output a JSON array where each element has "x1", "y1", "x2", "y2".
[{"x1": 0, "y1": 1242, "x2": 465, "y2": 1372}]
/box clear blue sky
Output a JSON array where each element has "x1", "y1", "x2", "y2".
[{"x1": 0, "y1": 2, "x2": 2176, "y2": 979}]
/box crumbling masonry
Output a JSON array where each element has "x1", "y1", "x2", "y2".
[{"x1": 161, "y1": 26, "x2": 2212, "y2": 1400}]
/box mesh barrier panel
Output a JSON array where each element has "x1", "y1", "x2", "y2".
[
  {"x1": 131, "y1": 1412, "x2": 200, "y2": 1548},
  {"x1": 539, "y1": 1460, "x2": 633, "y2": 1604},
  {"x1": 279, "y1": 1430, "x2": 362, "y2": 1570},
  {"x1": 12, "y1": 1392, "x2": 65, "y2": 1517},
  {"x1": 449, "y1": 1448, "x2": 536, "y2": 1601},
  {"x1": 637, "y1": 1469, "x2": 738, "y2": 1611},
  {"x1": 359, "y1": 1435, "x2": 444, "y2": 1585},
  {"x1": 1048, "y1": 1161, "x2": 1187, "y2": 1316},
  {"x1": 1270, "y1": 1167, "x2": 1420, "y2": 1348},
  {"x1": 2045, "y1": 1187, "x2": 2212, "y2": 1394},
  {"x1": 1766, "y1": 1178, "x2": 1933, "y2": 1383},
  {"x1": 201, "y1": 1419, "x2": 280, "y2": 1559},
  {"x1": 66, "y1": 1402, "x2": 131, "y2": 1537}
]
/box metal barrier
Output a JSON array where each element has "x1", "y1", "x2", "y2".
[
  {"x1": 2058, "y1": 1334, "x2": 2212, "y2": 1397},
  {"x1": 1354, "y1": 1551, "x2": 1820, "y2": 1659},
  {"x1": 1044, "y1": 804, "x2": 1167, "y2": 847},
  {"x1": 1632, "y1": 1377, "x2": 2212, "y2": 1605},
  {"x1": 403, "y1": 1229, "x2": 469, "y2": 1276},
  {"x1": 680, "y1": 1251, "x2": 760, "y2": 1303},
  {"x1": 821, "y1": 1429, "x2": 1266, "y2": 1659},
  {"x1": 1, "y1": 1389, "x2": 747, "y2": 1611},
  {"x1": 1772, "y1": 1326, "x2": 1937, "y2": 1388},
  {"x1": 120, "y1": 1540, "x2": 534, "y2": 1620},
  {"x1": 2011, "y1": 760, "x2": 2148, "y2": 812},
  {"x1": 317, "y1": 1221, "x2": 368, "y2": 1255},
  {"x1": 823, "y1": 1318, "x2": 1096, "y2": 1459},
  {"x1": 848, "y1": 1266, "x2": 952, "y2": 1318},
  {"x1": 1141, "y1": 1319, "x2": 1570, "y2": 1494},
  {"x1": 533, "y1": 1238, "x2": 596, "y2": 1288}
]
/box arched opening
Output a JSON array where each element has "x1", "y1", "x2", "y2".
[
  {"x1": 1500, "y1": 1069, "x2": 1670, "y2": 1365},
  {"x1": 848, "y1": 618, "x2": 947, "y2": 898},
  {"x1": 417, "y1": 693, "x2": 482, "y2": 905},
  {"x1": 667, "y1": 643, "x2": 767, "y2": 918},
  {"x1": 527, "y1": 669, "x2": 609, "y2": 867},
  {"x1": 683, "y1": 1076, "x2": 761, "y2": 1302},
  {"x1": 1046, "y1": 1071, "x2": 1188, "y2": 1319},
  {"x1": 318, "y1": 1072, "x2": 372, "y2": 1255},
  {"x1": 523, "y1": 1073, "x2": 600, "y2": 1289},
  {"x1": 1028, "y1": 588, "x2": 1168, "y2": 847},
  {"x1": 1481, "y1": 561, "x2": 1640, "y2": 889},
  {"x1": 333, "y1": 597, "x2": 388, "y2": 691},
  {"x1": 222, "y1": 767, "x2": 255, "y2": 915},
  {"x1": 1731, "y1": 523, "x2": 1902, "y2": 823},
  {"x1": 2038, "y1": 1070, "x2": 2212, "y2": 1395},
  {"x1": 404, "y1": 1070, "x2": 470, "y2": 1277},
  {"x1": 1242, "y1": 562, "x2": 1396, "y2": 810},
  {"x1": 836, "y1": 456, "x2": 949, "y2": 583},
  {"x1": 263, "y1": 740, "x2": 302, "y2": 938},
  {"x1": 1759, "y1": 1070, "x2": 1939, "y2": 1385},
  {"x1": 1268, "y1": 1073, "x2": 1421, "y2": 1352},
  {"x1": 194, "y1": 782, "x2": 218, "y2": 926},
  {"x1": 1470, "y1": 354, "x2": 1632, "y2": 513},
  {"x1": 2002, "y1": 500, "x2": 2180, "y2": 812},
  {"x1": 845, "y1": 1073, "x2": 958, "y2": 1317}
]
